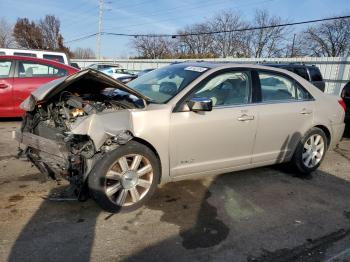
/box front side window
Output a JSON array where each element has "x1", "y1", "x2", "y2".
[
  {"x1": 128, "y1": 64, "x2": 208, "y2": 103},
  {"x1": 192, "y1": 71, "x2": 251, "y2": 107},
  {"x1": 18, "y1": 61, "x2": 67, "y2": 78},
  {"x1": 0, "y1": 60, "x2": 12, "y2": 78},
  {"x1": 259, "y1": 72, "x2": 312, "y2": 102}
]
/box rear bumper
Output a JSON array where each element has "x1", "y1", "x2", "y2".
[{"x1": 330, "y1": 122, "x2": 345, "y2": 149}]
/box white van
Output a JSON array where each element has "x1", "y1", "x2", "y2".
[{"x1": 0, "y1": 48, "x2": 69, "y2": 65}]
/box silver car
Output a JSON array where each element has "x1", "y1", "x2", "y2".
[{"x1": 15, "y1": 63, "x2": 345, "y2": 212}]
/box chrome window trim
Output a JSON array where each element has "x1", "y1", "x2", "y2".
[{"x1": 211, "y1": 98, "x2": 315, "y2": 110}]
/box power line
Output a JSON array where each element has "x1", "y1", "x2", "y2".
[{"x1": 64, "y1": 15, "x2": 350, "y2": 44}]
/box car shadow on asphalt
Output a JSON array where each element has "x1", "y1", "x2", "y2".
[
  {"x1": 7, "y1": 131, "x2": 350, "y2": 262},
  {"x1": 7, "y1": 186, "x2": 102, "y2": 262},
  {"x1": 122, "y1": 167, "x2": 350, "y2": 262},
  {"x1": 7, "y1": 167, "x2": 350, "y2": 262}
]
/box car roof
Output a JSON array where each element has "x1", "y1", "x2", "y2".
[
  {"x1": 166, "y1": 61, "x2": 298, "y2": 72},
  {"x1": 0, "y1": 55, "x2": 78, "y2": 70},
  {"x1": 262, "y1": 63, "x2": 316, "y2": 69}
]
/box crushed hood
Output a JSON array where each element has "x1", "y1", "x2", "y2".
[{"x1": 20, "y1": 69, "x2": 151, "y2": 111}]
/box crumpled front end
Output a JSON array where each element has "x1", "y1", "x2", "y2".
[{"x1": 14, "y1": 70, "x2": 146, "y2": 198}]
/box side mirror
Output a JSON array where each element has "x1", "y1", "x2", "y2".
[{"x1": 187, "y1": 97, "x2": 212, "y2": 112}]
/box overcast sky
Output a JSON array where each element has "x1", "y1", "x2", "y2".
[{"x1": 1, "y1": 0, "x2": 349, "y2": 57}]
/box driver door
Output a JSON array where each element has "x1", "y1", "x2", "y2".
[{"x1": 169, "y1": 70, "x2": 258, "y2": 177}]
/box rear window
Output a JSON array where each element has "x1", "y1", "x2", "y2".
[
  {"x1": 18, "y1": 61, "x2": 67, "y2": 78},
  {"x1": 43, "y1": 54, "x2": 64, "y2": 64},
  {"x1": 13, "y1": 52, "x2": 36, "y2": 57},
  {"x1": 308, "y1": 67, "x2": 323, "y2": 82}
]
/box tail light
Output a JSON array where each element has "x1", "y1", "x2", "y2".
[{"x1": 338, "y1": 98, "x2": 346, "y2": 112}]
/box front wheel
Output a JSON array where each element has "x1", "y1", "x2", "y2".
[
  {"x1": 88, "y1": 141, "x2": 160, "y2": 213},
  {"x1": 291, "y1": 127, "x2": 328, "y2": 175}
]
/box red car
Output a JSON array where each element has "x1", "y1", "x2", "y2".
[{"x1": 0, "y1": 55, "x2": 78, "y2": 117}]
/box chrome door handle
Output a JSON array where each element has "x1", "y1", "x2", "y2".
[
  {"x1": 237, "y1": 114, "x2": 254, "y2": 121},
  {"x1": 300, "y1": 109, "x2": 313, "y2": 115}
]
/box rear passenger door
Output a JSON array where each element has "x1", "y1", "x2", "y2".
[
  {"x1": 12, "y1": 60, "x2": 67, "y2": 115},
  {"x1": 252, "y1": 70, "x2": 314, "y2": 164},
  {"x1": 0, "y1": 59, "x2": 15, "y2": 116}
]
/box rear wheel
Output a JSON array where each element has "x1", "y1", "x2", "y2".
[
  {"x1": 88, "y1": 141, "x2": 160, "y2": 213},
  {"x1": 291, "y1": 127, "x2": 328, "y2": 174}
]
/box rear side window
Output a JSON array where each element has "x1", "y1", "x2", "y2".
[
  {"x1": 296, "y1": 82, "x2": 313, "y2": 100},
  {"x1": 258, "y1": 72, "x2": 312, "y2": 102},
  {"x1": 0, "y1": 51, "x2": 5, "y2": 55},
  {"x1": 43, "y1": 54, "x2": 64, "y2": 64},
  {"x1": 0, "y1": 60, "x2": 12, "y2": 78},
  {"x1": 18, "y1": 61, "x2": 67, "y2": 78},
  {"x1": 293, "y1": 67, "x2": 309, "y2": 80},
  {"x1": 308, "y1": 67, "x2": 323, "y2": 81},
  {"x1": 13, "y1": 52, "x2": 36, "y2": 57}
]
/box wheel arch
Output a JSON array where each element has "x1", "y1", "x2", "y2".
[
  {"x1": 131, "y1": 137, "x2": 162, "y2": 183},
  {"x1": 314, "y1": 124, "x2": 331, "y2": 147}
]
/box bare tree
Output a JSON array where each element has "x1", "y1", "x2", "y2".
[
  {"x1": 13, "y1": 15, "x2": 71, "y2": 55},
  {"x1": 73, "y1": 47, "x2": 95, "y2": 59},
  {"x1": 131, "y1": 35, "x2": 173, "y2": 59},
  {"x1": 0, "y1": 18, "x2": 14, "y2": 48},
  {"x1": 39, "y1": 15, "x2": 62, "y2": 50},
  {"x1": 248, "y1": 9, "x2": 289, "y2": 58},
  {"x1": 13, "y1": 18, "x2": 44, "y2": 49},
  {"x1": 302, "y1": 17, "x2": 350, "y2": 57},
  {"x1": 176, "y1": 22, "x2": 215, "y2": 57},
  {"x1": 283, "y1": 33, "x2": 310, "y2": 57},
  {"x1": 210, "y1": 11, "x2": 247, "y2": 57}
]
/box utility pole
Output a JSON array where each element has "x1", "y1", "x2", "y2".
[
  {"x1": 290, "y1": 33, "x2": 296, "y2": 58},
  {"x1": 96, "y1": 0, "x2": 104, "y2": 59}
]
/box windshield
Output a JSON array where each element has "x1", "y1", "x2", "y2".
[{"x1": 128, "y1": 64, "x2": 209, "y2": 103}]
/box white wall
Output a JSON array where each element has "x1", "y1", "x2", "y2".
[{"x1": 71, "y1": 57, "x2": 350, "y2": 96}]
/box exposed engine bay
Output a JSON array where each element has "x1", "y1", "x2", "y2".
[{"x1": 16, "y1": 69, "x2": 148, "y2": 199}]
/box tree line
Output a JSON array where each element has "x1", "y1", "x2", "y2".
[
  {"x1": 1, "y1": 10, "x2": 349, "y2": 59},
  {"x1": 0, "y1": 15, "x2": 95, "y2": 59},
  {"x1": 131, "y1": 9, "x2": 350, "y2": 59}
]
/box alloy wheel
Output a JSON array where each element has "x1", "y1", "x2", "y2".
[
  {"x1": 105, "y1": 154, "x2": 153, "y2": 206},
  {"x1": 302, "y1": 134, "x2": 325, "y2": 168}
]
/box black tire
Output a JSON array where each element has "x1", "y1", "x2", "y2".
[
  {"x1": 291, "y1": 127, "x2": 328, "y2": 175},
  {"x1": 88, "y1": 141, "x2": 160, "y2": 213}
]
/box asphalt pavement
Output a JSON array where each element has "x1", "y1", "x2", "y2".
[{"x1": 0, "y1": 120, "x2": 350, "y2": 262}]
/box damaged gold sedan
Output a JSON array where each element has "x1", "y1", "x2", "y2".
[{"x1": 15, "y1": 63, "x2": 345, "y2": 212}]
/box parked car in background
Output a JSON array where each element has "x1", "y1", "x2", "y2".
[
  {"x1": 0, "y1": 55, "x2": 78, "y2": 117},
  {"x1": 341, "y1": 81, "x2": 350, "y2": 123},
  {"x1": 263, "y1": 63, "x2": 326, "y2": 92},
  {"x1": 137, "y1": 68, "x2": 155, "y2": 77},
  {"x1": 87, "y1": 63, "x2": 121, "y2": 70},
  {"x1": 101, "y1": 67, "x2": 137, "y2": 83},
  {"x1": 0, "y1": 48, "x2": 69, "y2": 65},
  {"x1": 15, "y1": 63, "x2": 345, "y2": 212},
  {"x1": 69, "y1": 62, "x2": 81, "y2": 70}
]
